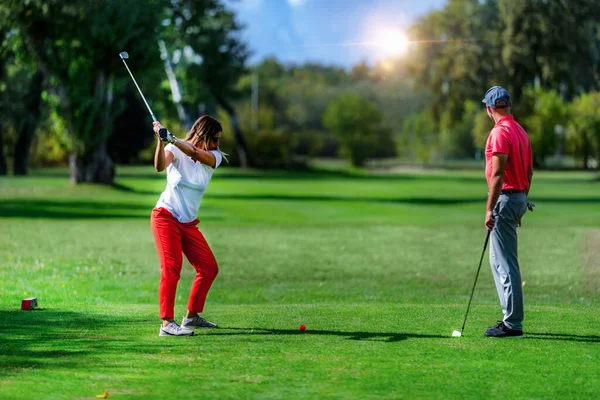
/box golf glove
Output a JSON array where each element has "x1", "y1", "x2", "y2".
[
  {"x1": 158, "y1": 128, "x2": 177, "y2": 144},
  {"x1": 527, "y1": 201, "x2": 535, "y2": 212}
]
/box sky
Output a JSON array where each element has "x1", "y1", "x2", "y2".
[{"x1": 227, "y1": 0, "x2": 447, "y2": 69}]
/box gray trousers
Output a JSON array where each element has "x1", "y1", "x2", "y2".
[{"x1": 490, "y1": 193, "x2": 528, "y2": 330}]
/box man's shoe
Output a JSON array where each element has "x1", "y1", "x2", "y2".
[
  {"x1": 484, "y1": 321, "x2": 523, "y2": 338},
  {"x1": 159, "y1": 321, "x2": 194, "y2": 336},
  {"x1": 181, "y1": 315, "x2": 218, "y2": 329}
]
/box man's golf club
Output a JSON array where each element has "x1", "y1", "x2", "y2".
[
  {"x1": 119, "y1": 51, "x2": 169, "y2": 141},
  {"x1": 452, "y1": 230, "x2": 491, "y2": 337}
]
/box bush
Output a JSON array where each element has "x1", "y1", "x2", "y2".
[
  {"x1": 568, "y1": 92, "x2": 600, "y2": 169},
  {"x1": 402, "y1": 111, "x2": 439, "y2": 165},
  {"x1": 31, "y1": 128, "x2": 68, "y2": 167},
  {"x1": 249, "y1": 128, "x2": 295, "y2": 169},
  {"x1": 323, "y1": 93, "x2": 393, "y2": 167},
  {"x1": 521, "y1": 87, "x2": 568, "y2": 167}
]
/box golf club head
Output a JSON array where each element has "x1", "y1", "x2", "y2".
[
  {"x1": 119, "y1": 51, "x2": 129, "y2": 60},
  {"x1": 452, "y1": 330, "x2": 462, "y2": 337}
]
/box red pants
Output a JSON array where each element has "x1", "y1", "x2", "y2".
[{"x1": 151, "y1": 207, "x2": 218, "y2": 320}]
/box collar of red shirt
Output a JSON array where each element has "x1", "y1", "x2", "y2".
[{"x1": 495, "y1": 115, "x2": 515, "y2": 126}]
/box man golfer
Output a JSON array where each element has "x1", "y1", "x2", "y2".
[{"x1": 482, "y1": 86, "x2": 533, "y2": 338}]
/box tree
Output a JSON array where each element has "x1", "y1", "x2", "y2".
[
  {"x1": 351, "y1": 60, "x2": 375, "y2": 82},
  {"x1": 14, "y1": 72, "x2": 43, "y2": 175},
  {"x1": 238, "y1": 58, "x2": 350, "y2": 161},
  {"x1": 472, "y1": 108, "x2": 494, "y2": 151},
  {"x1": 568, "y1": 92, "x2": 600, "y2": 169},
  {"x1": 522, "y1": 87, "x2": 569, "y2": 167},
  {"x1": 218, "y1": 102, "x2": 295, "y2": 168},
  {"x1": 402, "y1": 0, "x2": 507, "y2": 163},
  {"x1": 323, "y1": 93, "x2": 389, "y2": 167},
  {"x1": 406, "y1": 0, "x2": 505, "y2": 129},
  {"x1": 241, "y1": 58, "x2": 415, "y2": 163},
  {"x1": 4, "y1": 0, "x2": 163, "y2": 184},
  {"x1": 0, "y1": 21, "x2": 45, "y2": 176},
  {"x1": 164, "y1": 0, "x2": 252, "y2": 167},
  {"x1": 0, "y1": 25, "x2": 12, "y2": 175},
  {"x1": 403, "y1": 111, "x2": 439, "y2": 164},
  {"x1": 500, "y1": 0, "x2": 600, "y2": 103},
  {"x1": 439, "y1": 100, "x2": 481, "y2": 158}
]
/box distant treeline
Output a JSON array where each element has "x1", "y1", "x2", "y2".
[{"x1": 1, "y1": 0, "x2": 599, "y2": 184}]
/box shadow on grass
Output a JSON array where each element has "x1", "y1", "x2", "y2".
[
  {"x1": 112, "y1": 181, "x2": 488, "y2": 204},
  {"x1": 27, "y1": 166, "x2": 600, "y2": 185},
  {"x1": 0, "y1": 309, "x2": 444, "y2": 381},
  {"x1": 525, "y1": 332, "x2": 600, "y2": 343},
  {"x1": 209, "y1": 193, "x2": 600, "y2": 205},
  {"x1": 214, "y1": 170, "x2": 486, "y2": 183},
  {"x1": 112, "y1": 168, "x2": 480, "y2": 183},
  {"x1": 0, "y1": 309, "x2": 189, "y2": 378},
  {"x1": 211, "y1": 327, "x2": 446, "y2": 343},
  {"x1": 213, "y1": 169, "x2": 600, "y2": 185},
  {"x1": 210, "y1": 194, "x2": 485, "y2": 205},
  {"x1": 112, "y1": 182, "x2": 162, "y2": 196},
  {"x1": 0, "y1": 199, "x2": 222, "y2": 221},
  {"x1": 112, "y1": 182, "x2": 600, "y2": 206},
  {"x1": 0, "y1": 310, "x2": 124, "y2": 377},
  {"x1": 0, "y1": 199, "x2": 151, "y2": 219},
  {"x1": 110, "y1": 181, "x2": 487, "y2": 205},
  {"x1": 213, "y1": 328, "x2": 600, "y2": 343}
]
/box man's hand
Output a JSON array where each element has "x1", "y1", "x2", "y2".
[
  {"x1": 527, "y1": 201, "x2": 535, "y2": 212},
  {"x1": 485, "y1": 210, "x2": 495, "y2": 231},
  {"x1": 517, "y1": 202, "x2": 535, "y2": 227}
]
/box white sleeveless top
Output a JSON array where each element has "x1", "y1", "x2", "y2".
[{"x1": 155, "y1": 144, "x2": 223, "y2": 223}]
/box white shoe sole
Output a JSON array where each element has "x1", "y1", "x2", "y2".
[
  {"x1": 181, "y1": 324, "x2": 217, "y2": 330},
  {"x1": 159, "y1": 330, "x2": 194, "y2": 336}
]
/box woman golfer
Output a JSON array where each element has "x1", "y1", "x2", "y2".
[{"x1": 151, "y1": 115, "x2": 225, "y2": 336}]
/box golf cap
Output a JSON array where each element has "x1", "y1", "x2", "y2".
[{"x1": 482, "y1": 86, "x2": 511, "y2": 109}]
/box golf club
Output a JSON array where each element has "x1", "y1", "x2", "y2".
[
  {"x1": 119, "y1": 51, "x2": 158, "y2": 122},
  {"x1": 452, "y1": 230, "x2": 491, "y2": 337},
  {"x1": 119, "y1": 51, "x2": 169, "y2": 140}
]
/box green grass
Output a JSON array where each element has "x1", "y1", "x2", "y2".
[{"x1": 1, "y1": 166, "x2": 599, "y2": 399}]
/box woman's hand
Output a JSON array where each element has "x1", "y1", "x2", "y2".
[
  {"x1": 153, "y1": 121, "x2": 176, "y2": 143},
  {"x1": 153, "y1": 121, "x2": 165, "y2": 136}
]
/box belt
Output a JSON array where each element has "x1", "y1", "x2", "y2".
[{"x1": 501, "y1": 189, "x2": 526, "y2": 195}]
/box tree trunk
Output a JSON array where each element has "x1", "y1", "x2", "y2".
[
  {"x1": 13, "y1": 72, "x2": 44, "y2": 175},
  {"x1": 581, "y1": 135, "x2": 592, "y2": 170},
  {"x1": 68, "y1": 72, "x2": 115, "y2": 184},
  {"x1": 510, "y1": 65, "x2": 524, "y2": 106},
  {"x1": 208, "y1": 87, "x2": 253, "y2": 168},
  {"x1": 0, "y1": 131, "x2": 7, "y2": 176},
  {"x1": 159, "y1": 41, "x2": 191, "y2": 129},
  {"x1": 13, "y1": 124, "x2": 35, "y2": 176},
  {"x1": 69, "y1": 144, "x2": 115, "y2": 184},
  {"x1": 582, "y1": 142, "x2": 589, "y2": 170}
]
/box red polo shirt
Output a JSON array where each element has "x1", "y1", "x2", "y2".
[{"x1": 485, "y1": 115, "x2": 532, "y2": 191}]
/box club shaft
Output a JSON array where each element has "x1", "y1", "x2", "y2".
[
  {"x1": 120, "y1": 59, "x2": 157, "y2": 122},
  {"x1": 460, "y1": 231, "x2": 491, "y2": 334}
]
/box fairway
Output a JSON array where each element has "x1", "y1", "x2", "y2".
[{"x1": 1, "y1": 167, "x2": 599, "y2": 399}]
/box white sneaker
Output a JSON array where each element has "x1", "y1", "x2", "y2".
[
  {"x1": 181, "y1": 315, "x2": 218, "y2": 329},
  {"x1": 159, "y1": 321, "x2": 194, "y2": 336}
]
